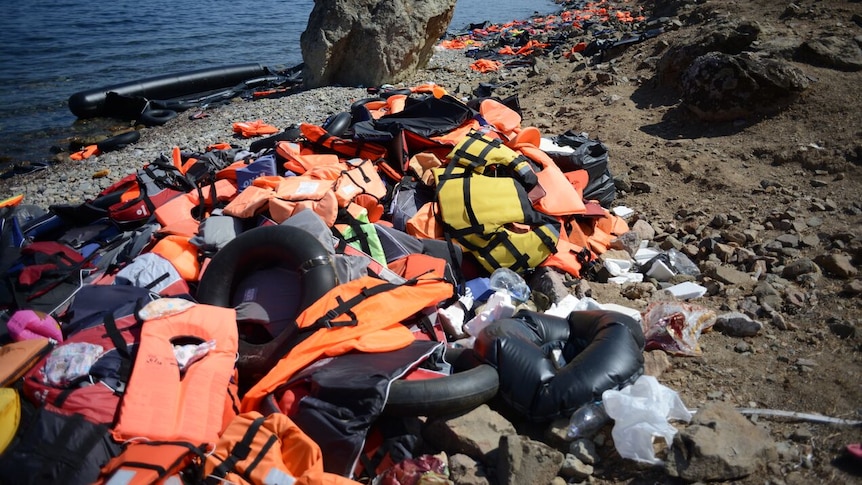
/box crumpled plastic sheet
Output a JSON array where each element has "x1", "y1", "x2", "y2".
[
  {"x1": 641, "y1": 301, "x2": 716, "y2": 356},
  {"x1": 602, "y1": 375, "x2": 692, "y2": 464}
]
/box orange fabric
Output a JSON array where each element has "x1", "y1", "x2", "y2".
[
  {"x1": 270, "y1": 176, "x2": 338, "y2": 226},
  {"x1": 155, "y1": 179, "x2": 237, "y2": 232},
  {"x1": 0, "y1": 194, "x2": 23, "y2": 208},
  {"x1": 300, "y1": 123, "x2": 388, "y2": 161},
  {"x1": 70, "y1": 144, "x2": 100, "y2": 160},
  {"x1": 204, "y1": 412, "x2": 349, "y2": 485},
  {"x1": 479, "y1": 99, "x2": 522, "y2": 137},
  {"x1": 565, "y1": 169, "x2": 589, "y2": 199},
  {"x1": 405, "y1": 201, "x2": 443, "y2": 240},
  {"x1": 241, "y1": 275, "x2": 454, "y2": 413},
  {"x1": 431, "y1": 119, "x2": 480, "y2": 146},
  {"x1": 149, "y1": 235, "x2": 201, "y2": 281},
  {"x1": 541, "y1": 230, "x2": 590, "y2": 277},
  {"x1": 333, "y1": 159, "x2": 387, "y2": 207},
  {"x1": 507, "y1": 127, "x2": 586, "y2": 216},
  {"x1": 222, "y1": 184, "x2": 275, "y2": 219},
  {"x1": 470, "y1": 59, "x2": 502, "y2": 73},
  {"x1": 388, "y1": 253, "x2": 447, "y2": 280},
  {"x1": 113, "y1": 303, "x2": 239, "y2": 444},
  {"x1": 233, "y1": 119, "x2": 279, "y2": 138}
]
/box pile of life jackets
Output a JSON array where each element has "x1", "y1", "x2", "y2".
[{"x1": 0, "y1": 85, "x2": 631, "y2": 484}]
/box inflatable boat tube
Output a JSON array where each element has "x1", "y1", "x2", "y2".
[
  {"x1": 96, "y1": 130, "x2": 140, "y2": 153},
  {"x1": 322, "y1": 111, "x2": 352, "y2": 137},
  {"x1": 68, "y1": 63, "x2": 270, "y2": 118},
  {"x1": 384, "y1": 346, "x2": 500, "y2": 417},
  {"x1": 195, "y1": 225, "x2": 338, "y2": 384},
  {"x1": 138, "y1": 108, "x2": 177, "y2": 127},
  {"x1": 474, "y1": 309, "x2": 645, "y2": 422}
]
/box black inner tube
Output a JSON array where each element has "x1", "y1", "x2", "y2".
[{"x1": 195, "y1": 225, "x2": 338, "y2": 388}]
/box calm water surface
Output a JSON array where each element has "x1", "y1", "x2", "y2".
[{"x1": 0, "y1": 0, "x2": 558, "y2": 169}]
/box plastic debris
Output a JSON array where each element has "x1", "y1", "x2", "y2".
[
  {"x1": 602, "y1": 375, "x2": 692, "y2": 464},
  {"x1": 641, "y1": 301, "x2": 716, "y2": 356}
]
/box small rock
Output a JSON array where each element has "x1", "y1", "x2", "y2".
[
  {"x1": 828, "y1": 320, "x2": 856, "y2": 339},
  {"x1": 781, "y1": 258, "x2": 821, "y2": 280},
  {"x1": 643, "y1": 349, "x2": 672, "y2": 377},
  {"x1": 814, "y1": 252, "x2": 858, "y2": 279},
  {"x1": 714, "y1": 312, "x2": 763, "y2": 337},
  {"x1": 631, "y1": 219, "x2": 656, "y2": 242},
  {"x1": 559, "y1": 454, "x2": 594, "y2": 481},
  {"x1": 568, "y1": 439, "x2": 599, "y2": 465}
]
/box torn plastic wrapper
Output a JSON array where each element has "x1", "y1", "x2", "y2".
[{"x1": 641, "y1": 301, "x2": 716, "y2": 356}]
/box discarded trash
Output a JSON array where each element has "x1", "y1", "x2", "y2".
[
  {"x1": 641, "y1": 248, "x2": 700, "y2": 281},
  {"x1": 731, "y1": 407, "x2": 862, "y2": 426},
  {"x1": 662, "y1": 281, "x2": 708, "y2": 299},
  {"x1": 567, "y1": 400, "x2": 610, "y2": 440},
  {"x1": 602, "y1": 375, "x2": 692, "y2": 464},
  {"x1": 463, "y1": 290, "x2": 516, "y2": 338},
  {"x1": 641, "y1": 301, "x2": 716, "y2": 356},
  {"x1": 488, "y1": 267, "x2": 531, "y2": 303}
]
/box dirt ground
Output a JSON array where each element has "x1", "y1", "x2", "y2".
[{"x1": 472, "y1": 0, "x2": 862, "y2": 483}]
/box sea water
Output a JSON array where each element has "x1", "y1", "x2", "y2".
[{"x1": 0, "y1": 0, "x2": 558, "y2": 169}]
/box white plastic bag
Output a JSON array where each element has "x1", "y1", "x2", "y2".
[{"x1": 602, "y1": 375, "x2": 692, "y2": 464}]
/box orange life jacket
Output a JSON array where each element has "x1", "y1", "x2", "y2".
[
  {"x1": 204, "y1": 411, "x2": 359, "y2": 485},
  {"x1": 270, "y1": 176, "x2": 339, "y2": 226},
  {"x1": 113, "y1": 302, "x2": 239, "y2": 445},
  {"x1": 300, "y1": 123, "x2": 388, "y2": 161},
  {"x1": 154, "y1": 178, "x2": 237, "y2": 236},
  {"x1": 241, "y1": 275, "x2": 454, "y2": 413},
  {"x1": 506, "y1": 127, "x2": 587, "y2": 217}
]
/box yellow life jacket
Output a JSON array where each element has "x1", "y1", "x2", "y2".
[{"x1": 434, "y1": 131, "x2": 559, "y2": 273}]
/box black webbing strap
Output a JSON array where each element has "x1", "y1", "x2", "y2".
[
  {"x1": 307, "y1": 277, "x2": 426, "y2": 333},
  {"x1": 120, "y1": 440, "x2": 206, "y2": 481},
  {"x1": 209, "y1": 416, "x2": 266, "y2": 480}
]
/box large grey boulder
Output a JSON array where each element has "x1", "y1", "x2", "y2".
[
  {"x1": 680, "y1": 52, "x2": 809, "y2": 121},
  {"x1": 301, "y1": 0, "x2": 457, "y2": 88}
]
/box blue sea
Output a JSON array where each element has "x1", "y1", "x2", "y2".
[{"x1": 0, "y1": 0, "x2": 559, "y2": 172}]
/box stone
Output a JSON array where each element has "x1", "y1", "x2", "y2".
[
  {"x1": 528, "y1": 267, "x2": 570, "y2": 307},
  {"x1": 448, "y1": 453, "x2": 492, "y2": 485},
  {"x1": 681, "y1": 52, "x2": 809, "y2": 121},
  {"x1": 568, "y1": 438, "x2": 599, "y2": 465},
  {"x1": 709, "y1": 264, "x2": 755, "y2": 287},
  {"x1": 781, "y1": 258, "x2": 821, "y2": 280},
  {"x1": 796, "y1": 35, "x2": 862, "y2": 71},
  {"x1": 496, "y1": 435, "x2": 564, "y2": 485},
  {"x1": 813, "y1": 252, "x2": 858, "y2": 279},
  {"x1": 301, "y1": 0, "x2": 457, "y2": 88},
  {"x1": 667, "y1": 402, "x2": 777, "y2": 482},
  {"x1": 559, "y1": 454, "x2": 594, "y2": 481},
  {"x1": 423, "y1": 404, "x2": 516, "y2": 464},
  {"x1": 714, "y1": 312, "x2": 763, "y2": 337},
  {"x1": 657, "y1": 19, "x2": 761, "y2": 87},
  {"x1": 631, "y1": 219, "x2": 656, "y2": 242},
  {"x1": 643, "y1": 349, "x2": 672, "y2": 377}
]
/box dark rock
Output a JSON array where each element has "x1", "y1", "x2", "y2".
[
  {"x1": 714, "y1": 312, "x2": 763, "y2": 337},
  {"x1": 781, "y1": 258, "x2": 821, "y2": 280},
  {"x1": 681, "y1": 52, "x2": 809, "y2": 121},
  {"x1": 301, "y1": 0, "x2": 457, "y2": 88},
  {"x1": 796, "y1": 36, "x2": 862, "y2": 72},
  {"x1": 657, "y1": 18, "x2": 761, "y2": 86}
]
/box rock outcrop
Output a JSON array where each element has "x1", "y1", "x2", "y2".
[{"x1": 301, "y1": 0, "x2": 457, "y2": 88}]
